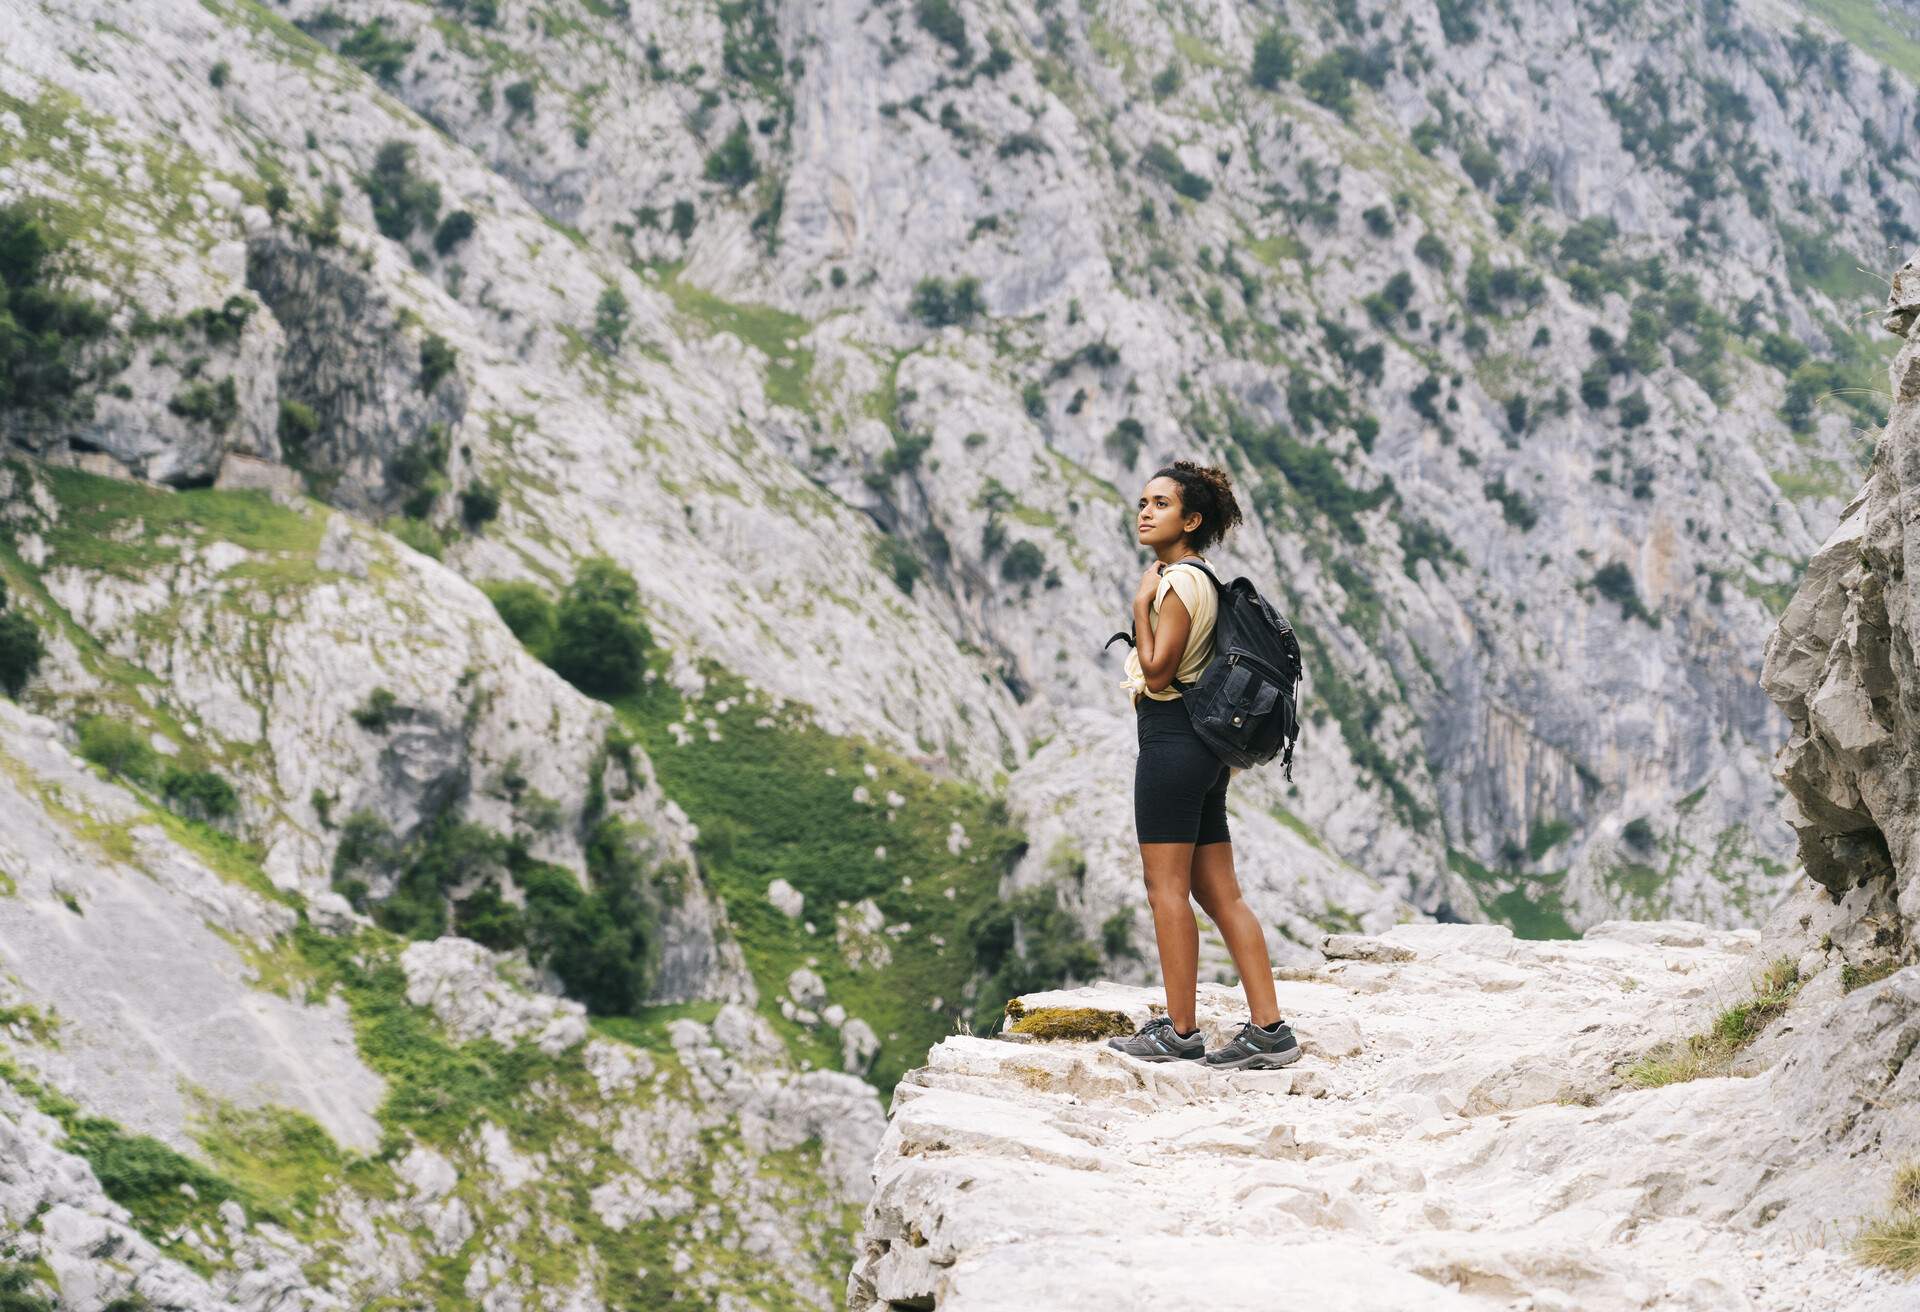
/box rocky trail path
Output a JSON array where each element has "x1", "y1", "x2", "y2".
[{"x1": 848, "y1": 922, "x2": 1918, "y2": 1311}]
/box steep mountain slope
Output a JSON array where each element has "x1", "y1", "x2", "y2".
[{"x1": 4, "y1": 0, "x2": 1904, "y2": 948}]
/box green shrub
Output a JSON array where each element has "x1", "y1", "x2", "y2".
[
  {"x1": 1622, "y1": 817, "x2": 1655, "y2": 850},
  {"x1": 874, "y1": 537, "x2": 922, "y2": 594},
  {"x1": 483, "y1": 580, "x2": 557, "y2": 657},
  {"x1": 432, "y1": 209, "x2": 476, "y2": 255},
  {"x1": 0, "y1": 607, "x2": 44, "y2": 698},
  {"x1": 1618, "y1": 389, "x2": 1651, "y2": 428},
  {"x1": 161, "y1": 767, "x2": 238, "y2": 821},
  {"x1": 209, "y1": 60, "x2": 230, "y2": 88},
  {"x1": 1505, "y1": 394, "x2": 1529, "y2": 433},
  {"x1": 1413, "y1": 232, "x2": 1452, "y2": 271},
  {"x1": 459, "y1": 481, "x2": 500, "y2": 528},
  {"x1": 1251, "y1": 26, "x2": 1293, "y2": 88},
  {"x1": 331, "y1": 810, "x2": 396, "y2": 881},
  {"x1": 166, "y1": 377, "x2": 238, "y2": 432},
  {"x1": 77, "y1": 716, "x2": 157, "y2": 782},
  {"x1": 1152, "y1": 63, "x2": 1182, "y2": 98},
  {"x1": 997, "y1": 131, "x2": 1049, "y2": 159},
  {"x1": 1362, "y1": 205, "x2": 1393, "y2": 236},
  {"x1": 916, "y1": 0, "x2": 969, "y2": 62},
  {"x1": 418, "y1": 333, "x2": 457, "y2": 392},
  {"x1": 550, "y1": 558, "x2": 652, "y2": 697},
  {"x1": 1458, "y1": 140, "x2": 1500, "y2": 190},
  {"x1": 1759, "y1": 332, "x2": 1809, "y2": 373},
  {"x1": 64, "y1": 1118, "x2": 236, "y2": 1231},
  {"x1": 351, "y1": 686, "x2": 402, "y2": 730},
  {"x1": 503, "y1": 80, "x2": 535, "y2": 120},
  {"x1": 910, "y1": 275, "x2": 984, "y2": 328},
  {"x1": 669, "y1": 199, "x2": 696, "y2": 239},
  {"x1": 1398, "y1": 518, "x2": 1463, "y2": 577},
  {"x1": 339, "y1": 18, "x2": 413, "y2": 82},
  {"x1": 362, "y1": 140, "x2": 439, "y2": 242},
  {"x1": 0, "y1": 1263, "x2": 57, "y2": 1309},
  {"x1": 0, "y1": 203, "x2": 110, "y2": 416},
  {"x1": 1435, "y1": 0, "x2": 1480, "y2": 42},
  {"x1": 1590, "y1": 561, "x2": 1655, "y2": 624},
  {"x1": 1579, "y1": 362, "x2": 1611, "y2": 409},
  {"x1": 704, "y1": 122, "x2": 757, "y2": 189},
  {"x1": 1557, "y1": 215, "x2": 1616, "y2": 266},
  {"x1": 1299, "y1": 52, "x2": 1354, "y2": 116},
  {"x1": 1140, "y1": 142, "x2": 1211, "y2": 201},
  {"x1": 999, "y1": 540, "x2": 1046, "y2": 583},
  {"x1": 184, "y1": 295, "x2": 254, "y2": 345},
  {"x1": 1105, "y1": 417, "x2": 1145, "y2": 466},
  {"x1": 1021, "y1": 381, "x2": 1046, "y2": 419},
  {"x1": 450, "y1": 882, "x2": 521, "y2": 950},
  {"x1": 389, "y1": 423, "x2": 449, "y2": 516},
  {"x1": 274, "y1": 397, "x2": 318, "y2": 464},
  {"x1": 1481, "y1": 476, "x2": 1537, "y2": 530},
  {"x1": 593, "y1": 285, "x2": 629, "y2": 350}
]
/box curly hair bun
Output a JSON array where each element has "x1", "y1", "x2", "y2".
[{"x1": 1157, "y1": 460, "x2": 1244, "y2": 552}]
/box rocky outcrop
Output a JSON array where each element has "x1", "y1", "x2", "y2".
[
  {"x1": 0, "y1": 699, "x2": 881, "y2": 1308},
  {"x1": 1762, "y1": 258, "x2": 1920, "y2": 967},
  {"x1": 245, "y1": 233, "x2": 469, "y2": 517},
  {"x1": 848, "y1": 920, "x2": 1920, "y2": 1310}
]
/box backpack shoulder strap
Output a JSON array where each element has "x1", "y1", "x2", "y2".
[{"x1": 1174, "y1": 558, "x2": 1224, "y2": 590}]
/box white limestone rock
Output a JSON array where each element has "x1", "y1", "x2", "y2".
[{"x1": 851, "y1": 924, "x2": 1916, "y2": 1311}]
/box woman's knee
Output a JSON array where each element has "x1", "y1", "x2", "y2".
[{"x1": 1141, "y1": 870, "x2": 1192, "y2": 908}]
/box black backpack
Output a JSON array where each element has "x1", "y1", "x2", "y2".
[{"x1": 1105, "y1": 560, "x2": 1304, "y2": 779}]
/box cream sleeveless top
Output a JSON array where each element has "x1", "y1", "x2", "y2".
[{"x1": 1120, "y1": 559, "x2": 1218, "y2": 707}]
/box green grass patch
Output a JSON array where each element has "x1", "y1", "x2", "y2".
[
  {"x1": 1798, "y1": 0, "x2": 1920, "y2": 85},
  {"x1": 1269, "y1": 804, "x2": 1330, "y2": 853},
  {"x1": 652, "y1": 263, "x2": 814, "y2": 409},
  {"x1": 34, "y1": 463, "x2": 324, "y2": 579},
  {"x1": 1841, "y1": 959, "x2": 1901, "y2": 992},
  {"x1": 615, "y1": 664, "x2": 1027, "y2": 1097},
  {"x1": 1624, "y1": 957, "x2": 1799, "y2": 1087},
  {"x1": 1855, "y1": 1161, "x2": 1920, "y2": 1276},
  {"x1": 1446, "y1": 848, "x2": 1578, "y2": 940}
]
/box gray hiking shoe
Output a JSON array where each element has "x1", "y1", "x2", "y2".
[
  {"x1": 1202, "y1": 1019, "x2": 1303, "y2": 1071},
  {"x1": 1106, "y1": 1014, "x2": 1204, "y2": 1062}
]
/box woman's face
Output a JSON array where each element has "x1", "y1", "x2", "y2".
[{"x1": 1137, "y1": 476, "x2": 1198, "y2": 550}]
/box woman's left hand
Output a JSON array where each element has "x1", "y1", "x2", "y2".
[{"x1": 1135, "y1": 562, "x2": 1163, "y2": 602}]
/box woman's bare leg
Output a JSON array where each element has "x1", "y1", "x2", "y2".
[
  {"x1": 1190, "y1": 841, "x2": 1282, "y2": 1027},
  {"x1": 1139, "y1": 840, "x2": 1199, "y2": 1032}
]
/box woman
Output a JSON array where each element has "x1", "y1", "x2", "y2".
[{"x1": 1106, "y1": 460, "x2": 1302, "y2": 1071}]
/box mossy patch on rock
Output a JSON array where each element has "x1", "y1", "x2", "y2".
[{"x1": 1001, "y1": 1002, "x2": 1134, "y2": 1041}]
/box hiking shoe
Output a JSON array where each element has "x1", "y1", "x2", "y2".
[
  {"x1": 1106, "y1": 1014, "x2": 1204, "y2": 1062},
  {"x1": 1202, "y1": 1019, "x2": 1302, "y2": 1071}
]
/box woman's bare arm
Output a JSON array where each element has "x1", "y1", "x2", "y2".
[{"x1": 1135, "y1": 589, "x2": 1191, "y2": 692}]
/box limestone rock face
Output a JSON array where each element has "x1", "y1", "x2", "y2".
[
  {"x1": 5, "y1": 0, "x2": 1905, "y2": 939},
  {"x1": 245, "y1": 233, "x2": 469, "y2": 519},
  {"x1": 849, "y1": 922, "x2": 1919, "y2": 1311},
  {"x1": 1762, "y1": 265, "x2": 1920, "y2": 957}
]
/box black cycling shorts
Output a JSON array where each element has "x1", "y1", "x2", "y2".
[{"x1": 1134, "y1": 696, "x2": 1231, "y2": 846}]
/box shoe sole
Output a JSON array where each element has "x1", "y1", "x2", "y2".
[
  {"x1": 1106, "y1": 1040, "x2": 1202, "y2": 1063},
  {"x1": 1203, "y1": 1043, "x2": 1303, "y2": 1071}
]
